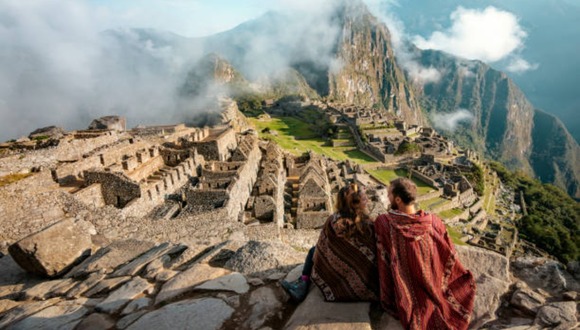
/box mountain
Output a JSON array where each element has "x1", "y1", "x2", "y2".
[
  {"x1": 416, "y1": 49, "x2": 580, "y2": 199},
  {"x1": 199, "y1": 0, "x2": 423, "y2": 124}
]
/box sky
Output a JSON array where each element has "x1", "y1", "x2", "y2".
[{"x1": 0, "y1": 0, "x2": 578, "y2": 141}]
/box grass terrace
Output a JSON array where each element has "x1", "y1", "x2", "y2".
[
  {"x1": 250, "y1": 116, "x2": 377, "y2": 164},
  {"x1": 418, "y1": 196, "x2": 449, "y2": 210},
  {"x1": 440, "y1": 208, "x2": 465, "y2": 220},
  {"x1": 367, "y1": 168, "x2": 436, "y2": 195}
]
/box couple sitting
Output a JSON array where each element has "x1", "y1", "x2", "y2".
[{"x1": 282, "y1": 178, "x2": 476, "y2": 330}]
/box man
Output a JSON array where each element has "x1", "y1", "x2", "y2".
[{"x1": 375, "y1": 178, "x2": 475, "y2": 330}]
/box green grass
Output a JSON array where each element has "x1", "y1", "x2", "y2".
[
  {"x1": 418, "y1": 196, "x2": 449, "y2": 210},
  {"x1": 249, "y1": 116, "x2": 377, "y2": 164},
  {"x1": 440, "y1": 208, "x2": 465, "y2": 220},
  {"x1": 367, "y1": 169, "x2": 436, "y2": 195},
  {"x1": 447, "y1": 226, "x2": 466, "y2": 245}
]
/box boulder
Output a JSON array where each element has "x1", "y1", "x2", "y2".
[
  {"x1": 88, "y1": 116, "x2": 126, "y2": 131},
  {"x1": 284, "y1": 287, "x2": 372, "y2": 330},
  {"x1": 534, "y1": 301, "x2": 578, "y2": 327},
  {"x1": 455, "y1": 245, "x2": 511, "y2": 329},
  {"x1": 510, "y1": 283, "x2": 547, "y2": 315},
  {"x1": 8, "y1": 218, "x2": 95, "y2": 278},
  {"x1": 225, "y1": 240, "x2": 304, "y2": 277},
  {"x1": 28, "y1": 126, "x2": 65, "y2": 140},
  {"x1": 9, "y1": 303, "x2": 88, "y2": 330},
  {"x1": 512, "y1": 257, "x2": 580, "y2": 294},
  {"x1": 126, "y1": 298, "x2": 234, "y2": 330}
]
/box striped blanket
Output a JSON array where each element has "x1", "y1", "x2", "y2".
[
  {"x1": 311, "y1": 213, "x2": 379, "y2": 302},
  {"x1": 375, "y1": 210, "x2": 476, "y2": 330}
]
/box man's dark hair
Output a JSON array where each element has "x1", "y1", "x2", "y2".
[{"x1": 390, "y1": 178, "x2": 417, "y2": 205}]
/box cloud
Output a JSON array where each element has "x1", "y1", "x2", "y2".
[
  {"x1": 431, "y1": 109, "x2": 474, "y2": 132},
  {"x1": 364, "y1": 0, "x2": 441, "y2": 84},
  {"x1": 506, "y1": 57, "x2": 539, "y2": 74},
  {"x1": 413, "y1": 6, "x2": 526, "y2": 62}
]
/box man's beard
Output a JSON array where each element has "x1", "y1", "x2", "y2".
[{"x1": 389, "y1": 202, "x2": 398, "y2": 210}]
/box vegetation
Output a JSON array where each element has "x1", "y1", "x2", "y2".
[
  {"x1": 249, "y1": 116, "x2": 377, "y2": 164},
  {"x1": 440, "y1": 208, "x2": 464, "y2": 219},
  {"x1": 31, "y1": 135, "x2": 50, "y2": 141},
  {"x1": 366, "y1": 169, "x2": 436, "y2": 196},
  {"x1": 464, "y1": 163, "x2": 485, "y2": 195},
  {"x1": 0, "y1": 173, "x2": 33, "y2": 187},
  {"x1": 394, "y1": 141, "x2": 422, "y2": 156},
  {"x1": 490, "y1": 161, "x2": 580, "y2": 263},
  {"x1": 447, "y1": 226, "x2": 466, "y2": 246}
]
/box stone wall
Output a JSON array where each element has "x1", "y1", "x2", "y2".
[
  {"x1": 84, "y1": 171, "x2": 141, "y2": 208},
  {"x1": 410, "y1": 169, "x2": 439, "y2": 189},
  {"x1": 73, "y1": 183, "x2": 105, "y2": 208},
  {"x1": 188, "y1": 128, "x2": 237, "y2": 161}
]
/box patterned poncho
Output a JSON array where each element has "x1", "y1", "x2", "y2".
[
  {"x1": 311, "y1": 213, "x2": 379, "y2": 302},
  {"x1": 375, "y1": 210, "x2": 476, "y2": 330}
]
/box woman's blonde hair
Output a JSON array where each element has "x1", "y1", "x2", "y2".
[{"x1": 335, "y1": 183, "x2": 370, "y2": 238}]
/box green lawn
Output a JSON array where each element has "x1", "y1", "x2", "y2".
[
  {"x1": 440, "y1": 208, "x2": 465, "y2": 220},
  {"x1": 418, "y1": 196, "x2": 449, "y2": 210},
  {"x1": 447, "y1": 226, "x2": 466, "y2": 246},
  {"x1": 367, "y1": 169, "x2": 436, "y2": 195},
  {"x1": 250, "y1": 117, "x2": 377, "y2": 164}
]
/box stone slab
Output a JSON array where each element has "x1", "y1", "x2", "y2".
[
  {"x1": 284, "y1": 287, "x2": 372, "y2": 330},
  {"x1": 10, "y1": 303, "x2": 88, "y2": 330},
  {"x1": 122, "y1": 297, "x2": 151, "y2": 315},
  {"x1": 9, "y1": 218, "x2": 95, "y2": 277},
  {"x1": 112, "y1": 243, "x2": 178, "y2": 277},
  {"x1": 74, "y1": 313, "x2": 115, "y2": 330},
  {"x1": 0, "y1": 299, "x2": 22, "y2": 314},
  {"x1": 22, "y1": 278, "x2": 71, "y2": 300},
  {"x1": 66, "y1": 271, "x2": 106, "y2": 299},
  {"x1": 0, "y1": 298, "x2": 61, "y2": 328},
  {"x1": 83, "y1": 276, "x2": 131, "y2": 298},
  {"x1": 244, "y1": 286, "x2": 284, "y2": 329},
  {"x1": 195, "y1": 273, "x2": 249, "y2": 294},
  {"x1": 66, "y1": 239, "x2": 156, "y2": 278},
  {"x1": 155, "y1": 263, "x2": 229, "y2": 305},
  {"x1": 96, "y1": 277, "x2": 153, "y2": 314},
  {"x1": 117, "y1": 310, "x2": 148, "y2": 329},
  {"x1": 126, "y1": 298, "x2": 234, "y2": 330}
]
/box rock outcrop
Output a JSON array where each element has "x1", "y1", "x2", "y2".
[
  {"x1": 88, "y1": 116, "x2": 126, "y2": 131},
  {"x1": 8, "y1": 218, "x2": 96, "y2": 278}
]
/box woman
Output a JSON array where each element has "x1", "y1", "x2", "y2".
[{"x1": 281, "y1": 183, "x2": 379, "y2": 302}]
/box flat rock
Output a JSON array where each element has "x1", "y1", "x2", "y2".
[
  {"x1": 534, "y1": 301, "x2": 577, "y2": 326},
  {"x1": 9, "y1": 302, "x2": 87, "y2": 330},
  {"x1": 0, "y1": 299, "x2": 22, "y2": 314},
  {"x1": 0, "y1": 298, "x2": 61, "y2": 328},
  {"x1": 48, "y1": 278, "x2": 78, "y2": 296},
  {"x1": 155, "y1": 263, "x2": 229, "y2": 305},
  {"x1": 117, "y1": 310, "x2": 148, "y2": 329},
  {"x1": 456, "y1": 245, "x2": 510, "y2": 329},
  {"x1": 512, "y1": 257, "x2": 580, "y2": 294},
  {"x1": 196, "y1": 273, "x2": 249, "y2": 294},
  {"x1": 284, "y1": 287, "x2": 371, "y2": 330},
  {"x1": 96, "y1": 277, "x2": 153, "y2": 314},
  {"x1": 126, "y1": 298, "x2": 234, "y2": 330},
  {"x1": 22, "y1": 278, "x2": 71, "y2": 300},
  {"x1": 122, "y1": 297, "x2": 151, "y2": 315},
  {"x1": 66, "y1": 271, "x2": 106, "y2": 299},
  {"x1": 511, "y1": 285, "x2": 546, "y2": 315},
  {"x1": 112, "y1": 243, "x2": 181, "y2": 277},
  {"x1": 154, "y1": 269, "x2": 178, "y2": 282},
  {"x1": 65, "y1": 240, "x2": 156, "y2": 278},
  {"x1": 143, "y1": 255, "x2": 171, "y2": 280},
  {"x1": 74, "y1": 313, "x2": 115, "y2": 330},
  {"x1": 83, "y1": 276, "x2": 132, "y2": 297},
  {"x1": 8, "y1": 218, "x2": 95, "y2": 277},
  {"x1": 225, "y1": 241, "x2": 304, "y2": 277},
  {"x1": 244, "y1": 286, "x2": 284, "y2": 329}
]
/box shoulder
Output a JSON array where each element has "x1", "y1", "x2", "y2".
[
  {"x1": 374, "y1": 214, "x2": 390, "y2": 231},
  {"x1": 429, "y1": 213, "x2": 447, "y2": 233}
]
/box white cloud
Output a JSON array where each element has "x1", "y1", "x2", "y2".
[
  {"x1": 431, "y1": 109, "x2": 474, "y2": 132},
  {"x1": 413, "y1": 6, "x2": 527, "y2": 63},
  {"x1": 364, "y1": 0, "x2": 441, "y2": 84},
  {"x1": 506, "y1": 57, "x2": 539, "y2": 74}
]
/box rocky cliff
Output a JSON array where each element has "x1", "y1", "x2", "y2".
[
  {"x1": 327, "y1": 2, "x2": 423, "y2": 125},
  {"x1": 416, "y1": 50, "x2": 580, "y2": 199}
]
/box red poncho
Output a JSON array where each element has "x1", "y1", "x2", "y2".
[{"x1": 375, "y1": 210, "x2": 476, "y2": 330}]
